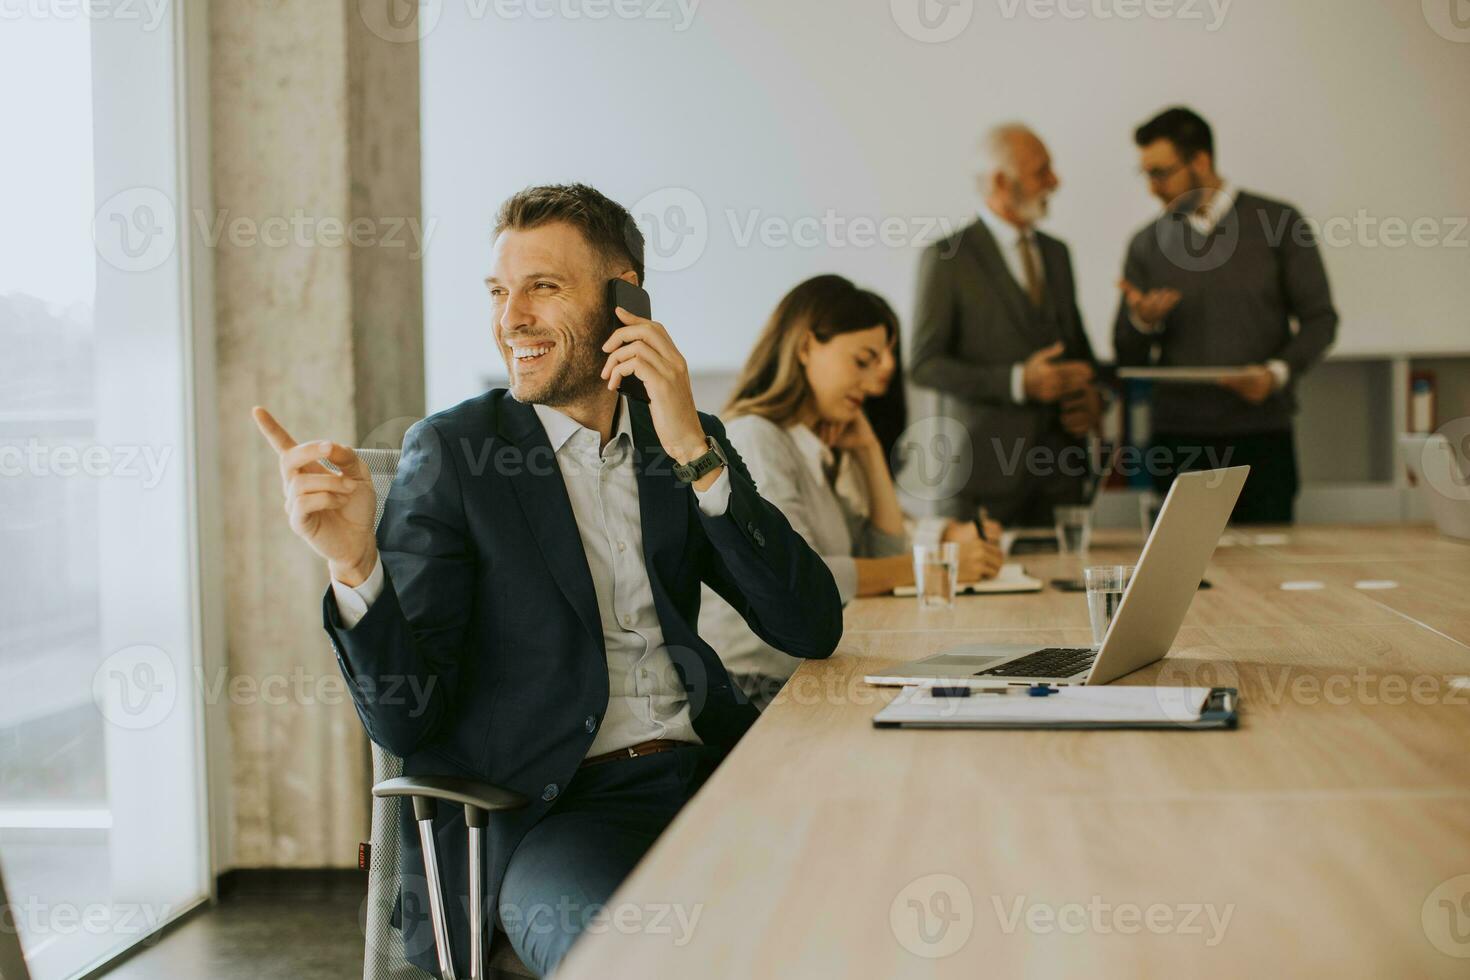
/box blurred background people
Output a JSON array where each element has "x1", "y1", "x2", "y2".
[
  {"x1": 701, "y1": 275, "x2": 1004, "y2": 708},
  {"x1": 910, "y1": 123, "x2": 1103, "y2": 527},
  {"x1": 1115, "y1": 106, "x2": 1338, "y2": 523}
]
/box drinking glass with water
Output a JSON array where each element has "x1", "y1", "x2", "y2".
[
  {"x1": 1084, "y1": 564, "x2": 1135, "y2": 647},
  {"x1": 1054, "y1": 505, "x2": 1092, "y2": 560},
  {"x1": 913, "y1": 543, "x2": 959, "y2": 610}
]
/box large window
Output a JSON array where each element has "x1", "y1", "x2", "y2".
[{"x1": 0, "y1": 7, "x2": 210, "y2": 978}]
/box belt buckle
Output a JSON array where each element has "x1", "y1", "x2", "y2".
[{"x1": 626, "y1": 745, "x2": 641, "y2": 759}]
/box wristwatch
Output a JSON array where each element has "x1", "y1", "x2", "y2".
[{"x1": 672, "y1": 435, "x2": 728, "y2": 485}]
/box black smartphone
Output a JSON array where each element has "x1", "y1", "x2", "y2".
[{"x1": 605, "y1": 279, "x2": 651, "y2": 403}]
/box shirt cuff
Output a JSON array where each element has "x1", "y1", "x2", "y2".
[
  {"x1": 1129, "y1": 308, "x2": 1164, "y2": 335},
  {"x1": 1266, "y1": 359, "x2": 1290, "y2": 390},
  {"x1": 331, "y1": 555, "x2": 384, "y2": 629},
  {"x1": 1009, "y1": 363, "x2": 1027, "y2": 404},
  {"x1": 693, "y1": 466, "x2": 731, "y2": 517}
]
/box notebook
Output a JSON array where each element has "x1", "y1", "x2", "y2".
[
  {"x1": 892, "y1": 562, "x2": 1043, "y2": 597},
  {"x1": 873, "y1": 685, "x2": 1238, "y2": 730}
]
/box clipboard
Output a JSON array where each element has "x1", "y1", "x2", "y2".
[
  {"x1": 1116, "y1": 366, "x2": 1256, "y2": 382},
  {"x1": 872, "y1": 686, "x2": 1239, "y2": 731}
]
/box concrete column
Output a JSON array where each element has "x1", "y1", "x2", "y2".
[{"x1": 210, "y1": 0, "x2": 425, "y2": 867}]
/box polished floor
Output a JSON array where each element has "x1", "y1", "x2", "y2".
[{"x1": 102, "y1": 871, "x2": 367, "y2": 980}]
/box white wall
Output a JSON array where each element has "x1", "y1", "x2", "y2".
[{"x1": 421, "y1": 0, "x2": 1470, "y2": 411}]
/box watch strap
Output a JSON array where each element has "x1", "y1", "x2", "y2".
[{"x1": 673, "y1": 436, "x2": 726, "y2": 484}]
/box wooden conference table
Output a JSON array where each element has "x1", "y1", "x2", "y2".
[{"x1": 556, "y1": 525, "x2": 1470, "y2": 978}]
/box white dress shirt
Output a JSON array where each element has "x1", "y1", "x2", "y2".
[
  {"x1": 1127, "y1": 182, "x2": 1289, "y2": 389},
  {"x1": 331, "y1": 394, "x2": 731, "y2": 757},
  {"x1": 976, "y1": 204, "x2": 1045, "y2": 405}
]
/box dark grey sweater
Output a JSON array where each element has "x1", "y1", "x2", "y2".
[{"x1": 1112, "y1": 190, "x2": 1338, "y2": 436}]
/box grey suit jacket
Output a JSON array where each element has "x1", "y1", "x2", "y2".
[{"x1": 909, "y1": 218, "x2": 1098, "y2": 512}]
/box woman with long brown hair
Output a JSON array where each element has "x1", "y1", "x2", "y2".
[{"x1": 702, "y1": 274, "x2": 1003, "y2": 707}]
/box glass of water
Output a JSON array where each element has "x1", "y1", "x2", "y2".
[
  {"x1": 1054, "y1": 505, "x2": 1092, "y2": 561},
  {"x1": 1084, "y1": 564, "x2": 1135, "y2": 647},
  {"x1": 913, "y1": 543, "x2": 960, "y2": 610}
]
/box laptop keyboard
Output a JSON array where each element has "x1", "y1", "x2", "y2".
[{"x1": 975, "y1": 646, "x2": 1096, "y2": 678}]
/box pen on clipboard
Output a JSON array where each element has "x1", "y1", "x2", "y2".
[
  {"x1": 972, "y1": 506, "x2": 991, "y2": 542},
  {"x1": 928, "y1": 684, "x2": 1058, "y2": 698}
]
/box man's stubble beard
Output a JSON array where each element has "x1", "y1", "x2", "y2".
[
  {"x1": 511, "y1": 300, "x2": 609, "y2": 408},
  {"x1": 1165, "y1": 171, "x2": 1206, "y2": 215}
]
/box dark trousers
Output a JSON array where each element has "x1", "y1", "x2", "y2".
[
  {"x1": 973, "y1": 434, "x2": 1093, "y2": 526},
  {"x1": 981, "y1": 489, "x2": 1080, "y2": 528},
  {"x1": 497, "y1": 744, "x2": 718, "y2": 976},
  {"x1": 1150, "y1": 430, "x2": 1299, "y2": 524}
]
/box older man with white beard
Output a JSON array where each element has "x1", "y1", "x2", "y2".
[{"x1": 910, "y1": 123, "x2": 1103, "y2": 526}]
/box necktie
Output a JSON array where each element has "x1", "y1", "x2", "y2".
[{"x1": 1018, "y1": 233, "x2": 1044, "y2": 308}]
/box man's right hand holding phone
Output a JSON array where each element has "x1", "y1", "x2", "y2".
[{"x1": 252, "y1": 406, "x2": 379, "y2": 587}]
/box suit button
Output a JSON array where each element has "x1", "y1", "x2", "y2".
[
  {"x1": 752, "y1": 527, "x2": 766, "y2": 548},
  {"x1": 584, "y1": 715, "x2": 597, "y2": 733},
  {"x1": 542, "y1": 783, "x2": 559, "y2": 802}
]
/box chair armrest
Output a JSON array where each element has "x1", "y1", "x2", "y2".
[{"x1": 373, "y1": 775, "x2": 528, "y2": 815}]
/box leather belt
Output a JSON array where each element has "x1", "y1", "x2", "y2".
[{"x1": 580, "y1": 739, "x2": 692, "y2": 768}]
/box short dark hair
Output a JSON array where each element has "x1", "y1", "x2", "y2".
[
  {"x1": 1134, "y1": 106, "x2": 1214, "y2": 164},
  {"x1": 493, "y1": 183, "x2": 645, "y2": 285}
]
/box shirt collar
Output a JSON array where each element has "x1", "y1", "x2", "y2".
[
  {"x1": 532, "y1": 394, "x2": 632, "y2": 454},
  {"x1": 977, "y1": 202, "x2": 1034, "y2": 248},
  {"x1": 1189, "y1": 180, "x2": 1236, "y2": 235},
  {"x1": 786, "y1": 422, "x2": 835, "y2": 480}
]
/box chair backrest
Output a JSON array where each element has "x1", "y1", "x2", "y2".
[
  {"x1": 357, "y1": 449, "x2": 403, "y2": 534},
  {"x1": 353, "y1": 447, "x2": 532, "y2": 979},
  {"x1": 351, "y1": 449, "x2": 436, "y2": 980}
]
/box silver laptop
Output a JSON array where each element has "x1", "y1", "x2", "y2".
[
  {"x1": 1399, "y1": 433, "x2": 1470, "y2": 540},
  {"x1": 865, "y1": 466, "x2": 1249, "y2": 687}
]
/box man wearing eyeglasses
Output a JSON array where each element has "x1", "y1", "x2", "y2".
[{"x1": 1114, "y1": 106, "x2": 1338, "y2": 523}]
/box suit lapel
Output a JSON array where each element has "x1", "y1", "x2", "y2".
[
  {"x1": 495, "y1": 397, "x2": 604, "y2": 653},
  {"x1": 628, "y1": 400, "x2": 689, "y2": 586}
]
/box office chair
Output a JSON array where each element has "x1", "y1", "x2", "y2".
[{"x1": 354, "y1": 449, "x2": 533, "y2": 980}]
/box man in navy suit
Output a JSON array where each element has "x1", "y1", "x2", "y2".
[{"x1": 253, "y1": 183, "x2": 842, "y2": 976}]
